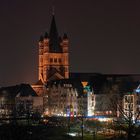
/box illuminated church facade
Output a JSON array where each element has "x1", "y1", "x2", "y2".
[
  {"x1": 32, "y1": 14, "x2": 70, "y2": 96},
  {"x1": 38, "y1": 15, "x2": 69, "y2": 83},
  {"x1": 31, "y1": 14, "x2": 94, "y2": 116}
]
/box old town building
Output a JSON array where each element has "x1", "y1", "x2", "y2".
[{"x1": 0, "y1": 84, "x2": 43, "y2": 118}]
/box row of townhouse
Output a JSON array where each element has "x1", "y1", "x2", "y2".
[
  {"x1": 0, "y1": 78, "x2": 140, "y2": 124},
  {"x1": 0, "y1": 84, "x2": 43, "y2": 119},
  {"x1": 44, "y1": 78, "x2": 140, "y2": 123}
]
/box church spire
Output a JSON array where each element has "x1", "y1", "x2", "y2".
[
  {"x1": 49, "y1": 13, "x2": 62, "y2": 52},
  {"x1": 49, "y1": 15, "x2": 58, "y2": 37}
]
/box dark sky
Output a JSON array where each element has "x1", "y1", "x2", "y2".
[{"x1": 0, "y1": 0, "x2": 140, "y2": 86}]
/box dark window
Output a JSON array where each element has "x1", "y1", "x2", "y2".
[
  {"x1": 59, "y1": 58, "x2": 62, "y2": 63},
  {"x1": 50, "y1": 58, "x2": 53, "y2": 62},
  {"x1": 54, "y1": 58, "x2": 57, "y2": 63},
  {"x1": 125, "y1": 96, "x2": 127, "y2": 102}
]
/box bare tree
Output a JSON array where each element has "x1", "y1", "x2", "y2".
[{"x1": 109, "y1": 93, "x2": 140, "y2": 140}]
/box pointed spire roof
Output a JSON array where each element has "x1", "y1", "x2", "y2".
[
  {"x1": 44, "y1": 32, "x2": 48, "y2": 38},
  {"x1": 49, "y1": 15, "x2": 58, "y2": 38},
  {"x1": 49, "y1": 15, "x2": 62, "y2": 53},
  {"x1": 39, "y1": 35, "x2": 44, "y2": 41},
  {"x1": 63, "y1": 33, "x2": 68, "y2": 39},
  {"x1": 58, "y1": 36, "x2": 62, "y2": 42}
]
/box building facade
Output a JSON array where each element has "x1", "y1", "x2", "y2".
[
  {"x1": 38, "y1": 15, "x2": 69, "y2": 83},
  {"x1": 31, "y1": 13, "x2": 140, "y2": 120},
  {"x1": 32, "y1": 14, "x2": 69, "y2": 96},
  {"x1": 0, "y1": 84, "x2": 43, "y2": 119},
  {"x1": 48, "y1": 83, "x2": 78, "y2": 116},
  {"x1": 123, "y1": 92, "x2": 140, "y2": 122}
]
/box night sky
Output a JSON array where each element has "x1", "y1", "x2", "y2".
[{"x1": 0, "y1": 0, "x2": 140, "y2": 86}]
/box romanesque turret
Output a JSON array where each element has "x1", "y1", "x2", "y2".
[
  {"x1": 44, "y1": 32, "x2": 49, "y2": 53},
  {"x1": 62, "y1": 33, "x2": 69, "y2": 53},
  {"x1": 38, "y1": 36, "x2": 44, "y2": 81},
  {"x1": 42, "y1": 32, "x2": 49, "y2": 82},
  {"x1": 62, "y1": 33, "x2": 69, "y2": 78}
]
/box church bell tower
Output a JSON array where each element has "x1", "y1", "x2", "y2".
[{"x1": 38, "y1": 14, "x2": 69, "y2": 83}]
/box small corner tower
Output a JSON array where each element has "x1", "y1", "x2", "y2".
[
  {"x1": 38, "y1": 35, "x2": 44, "y2": 81},
  {"x1": 38, "y1": 14, "x2": 69, "y2": 83}
]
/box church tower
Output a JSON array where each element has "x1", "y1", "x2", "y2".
[{"x1": 38, "y1": 14, "x2": 69, "y2": 83}]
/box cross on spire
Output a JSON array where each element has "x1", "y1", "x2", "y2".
[{"x1": 52, "y1": 6, "x2": 55, "y2": 15}]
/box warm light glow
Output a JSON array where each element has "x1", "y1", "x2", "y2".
[
  {"x1": 98, "y1": 117, "x2": 113, "y2": 122},
  {"x1": 67, "y1": 133, "x2": 77, "y2": 137},
  {"x1": 81, "y1": 81, "x2": 88, "y2": 87},
  {"x1": 87, "y1": 111, "x2": 93, "y2": 117}
]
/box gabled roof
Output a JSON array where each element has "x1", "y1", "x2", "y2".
[
  {"x1": 70, "y1": 73, "x2": 140, "y2": 94},
  {"x1": 0, "y1": 84, "x2": 38, "y2": 98},
  {"x1": 47, "y1": 79, "x2": 83, "y2": 96},
  {"x1": 16, "y1": 84, "x2": 38, "y2": 97},
  {"x1": 34, "y1": 79, "x2": 44, "y2": 85},
  {"x1": 49, "y1": 72, "x2": 64, "y2": 81}
]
